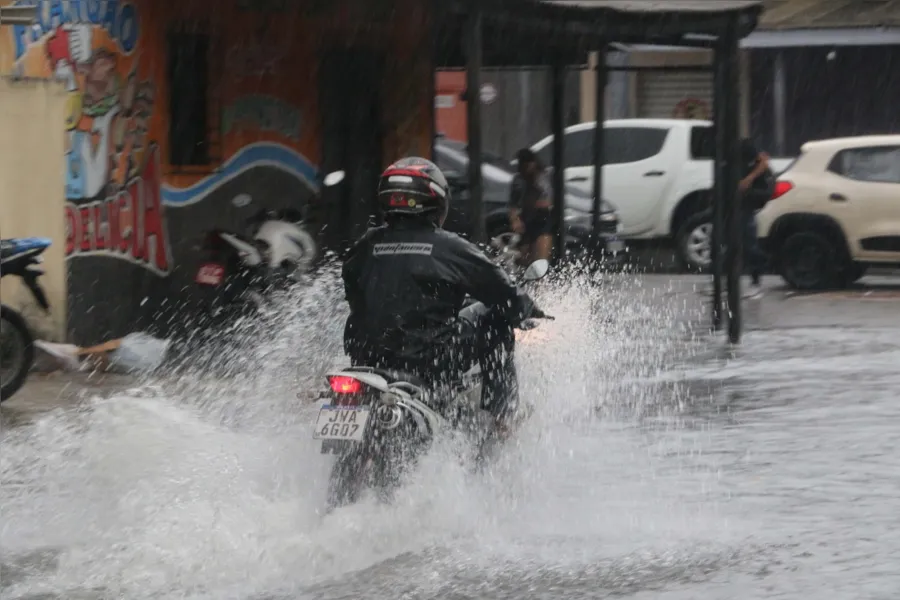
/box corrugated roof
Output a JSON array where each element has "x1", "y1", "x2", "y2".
[
  {"x1": 546, "y1": 0, "x2": 762, "y2": 12},
  {"x1": 760, "y1": 0, "x2": 900, "y2": 29}
]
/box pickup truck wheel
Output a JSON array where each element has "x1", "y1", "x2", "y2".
[
  {"x1": 778, "y1": 231, "x2": 837, "y2": 290},
  {"x1": 676, "y1": 212, "x2": 713, "y2": 273}
]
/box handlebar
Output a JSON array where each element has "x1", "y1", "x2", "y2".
[
  {"x1": 518, "y1": 306, "x2": 554, "y2": 331},
  {"x1": 530, "y1": 306, "x2": 555, "y2": 321},
  {"x1": 459, "y1": 299, "x2": 554, "y2": 332}
]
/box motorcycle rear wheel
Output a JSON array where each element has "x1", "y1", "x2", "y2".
[
  {"x1": 0, "y1": 305, "x2": 35, "y2": 403},
  {"x1": 326, "y1": 450, "x2": 371, "y2": 509},
  {"x1": 326, "y1": 438, "x2": 415, "y2": 509}
]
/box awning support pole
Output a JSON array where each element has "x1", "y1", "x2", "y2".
[
  {"x1": 711, "y1": 38, "x2": 726, "y2": 331},
  {"x1": 465, "y1": 1, "x2": 485, "y2": 244},
  {"x1": 723, "y1": 14, "x2": 743, "y2": 344},
  {"x1": 550, "y1": 56, "x2": 567, "y2": 264},
  {"x1": 591, "y1": 46, "x2": 608, "y2": 246}
]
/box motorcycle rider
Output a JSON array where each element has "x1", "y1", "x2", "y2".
[{"x1": 341, "y1": 157, "x2": 540, "y2": 432}]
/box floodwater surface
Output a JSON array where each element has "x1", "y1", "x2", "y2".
[{"x1": 2, "y1": 274, "x2": 899, "y2": 599}]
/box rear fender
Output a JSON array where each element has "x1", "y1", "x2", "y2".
[
  {"x1": 327, "y1": 369, "x2": 450, "y2": 434},
  {"x1": 22, "y1": 272, "x2": 50, "y2": 311}
]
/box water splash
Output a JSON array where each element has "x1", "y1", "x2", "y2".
[{"x1": 1, "y1": 267, "x2": 743, "y2": 599}]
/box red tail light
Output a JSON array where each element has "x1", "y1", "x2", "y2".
[
  {"x1": 329, "y1": 376, "x2": 363, "y2": 394},
  {"x1": 771, "y1": 180, "x2": 794, "y2": 200}
]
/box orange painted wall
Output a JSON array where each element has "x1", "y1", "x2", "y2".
[
  {"x1": 436, "y1": 70, "x2": 468, "y2": 142},
  {"x1": 0, "y1": 0, "x2": 434, "y2": 343},
  {"x1": 1, "y1": 0, "x2": 433, "y2": 197}
]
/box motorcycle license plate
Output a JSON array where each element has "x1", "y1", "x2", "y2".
[
  {"x1": 195, "y1": 263, "x2": 225, "y2": 286},
  {"x1": 606, "y1": 237, "x2": 624, "y2": 253},
  {"x1": 313, "y1": 405, "x2": 370, "y2": 442}
]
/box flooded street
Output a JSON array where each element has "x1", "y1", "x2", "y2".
[{"x1": 2, "y1": 274, "x2": 900, "y2": 599}]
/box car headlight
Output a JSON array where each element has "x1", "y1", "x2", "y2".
[
  {"x1": 564, "y1": 203, "x2": 617, "y2": 223},
  {"x1": 564, "y1": 208, "x2": 591, "y2": 223},
  {"x1": 599, "y1": 202, "x2": 618, "y2": 222}
]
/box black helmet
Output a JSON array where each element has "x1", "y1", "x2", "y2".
[{"x1": 377, "y1": 157, "x2": 450, "y2": 224}]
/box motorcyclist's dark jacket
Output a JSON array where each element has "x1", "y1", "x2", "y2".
[{"x1": 342, "y1": 218, "x2": 534, "y2": 364}]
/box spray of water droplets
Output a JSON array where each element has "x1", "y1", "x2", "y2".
[{"x1": 2, "y1": 265, "x2": 749, "y2": 600}]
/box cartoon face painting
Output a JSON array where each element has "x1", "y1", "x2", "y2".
[{"x1": 40, "y1": 17, "x2": 153, "y2": 200}]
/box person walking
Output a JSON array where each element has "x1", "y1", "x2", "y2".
[
  {"x1": 508, "y1": 149, "x2": 554, "y2": 265},
  {"x1": 738, "y1": 137, "x2": 774, "y2": 299}
]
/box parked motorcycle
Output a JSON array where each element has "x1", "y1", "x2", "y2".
[
  {"x1": 1, "y1": 237, "x2": 52, "y2": 402},
  {"x1": 314, "y1": 259, "x2": 553, "y2": 509},
  {"x1": 192, "y1": 171, "x2": 346, "y2": 322}
]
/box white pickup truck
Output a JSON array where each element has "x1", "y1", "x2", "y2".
[{"x1": 528, "y1": 119, "x2": 793, "y2": 271}]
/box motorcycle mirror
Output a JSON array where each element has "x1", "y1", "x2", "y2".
[
  {"x1": 231, "y1": 193, "x2": 253, "y2": 208},
  {"x1": 323, "y1": 170, "x2": 346, "y2": 187},
  {"x1": 522, "y1": 259, "x2": 550, "y2": 282}
]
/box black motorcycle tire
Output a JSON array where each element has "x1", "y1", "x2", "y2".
[
  {"x1": 326, "y1": 436, "x2": 416, "y2": 509},
  {"x1": 0, "y1": 305, "x2": 35, "y2": 403},
  {"x1": 326, "y1": 450, "x2": 370, "y2": 509}
]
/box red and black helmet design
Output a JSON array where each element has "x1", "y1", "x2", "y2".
[{"x1": 377, "y1": 157, "x2": 450, "y2": 222}]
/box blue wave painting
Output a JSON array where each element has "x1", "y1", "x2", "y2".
[{"x1": 162, "y1": 143, "x2": 319, "y2": 206}]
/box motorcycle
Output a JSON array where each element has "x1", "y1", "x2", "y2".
[
  {"x1": 1, "y1": 237, "x2": 52, "y2": 402},
  {"x1": 314, "y1": 259, "x2": 553, "y2": 509},
  {"x1": 192, "y1": 170, "x2": 346, "y2": 322}
]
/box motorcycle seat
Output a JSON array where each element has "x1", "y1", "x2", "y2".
[
  {"x1": 375, "y1": 369, "x2": 431, "y2": 388},
  {"x1": 344, "y1": 366, "x2": 430, "y2": 389}
]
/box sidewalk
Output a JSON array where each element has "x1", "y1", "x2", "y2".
[{"x1": 0, "y1": 372, "x2": 136, "y2": 427}]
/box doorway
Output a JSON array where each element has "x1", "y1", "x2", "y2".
[{"x1": 319, "y1": 48, "x2": 384, "y2": 251}]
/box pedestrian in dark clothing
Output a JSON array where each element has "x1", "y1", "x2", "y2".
[
  {"x1": 737, "y1": 138, "x2": 773, "y2": 298},
  {"x1": 509, "y1": 149, "x2": 554, "y2": 264}
]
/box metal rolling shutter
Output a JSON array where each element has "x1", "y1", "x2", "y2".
[{"x1": 637, "y1": 71, "x2": 714, "y2": 119}]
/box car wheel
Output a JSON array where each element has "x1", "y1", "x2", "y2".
[
  {"x1": 676, "y1": 212, "x2": 713, "y2": 273},
  {"x1": 835, "y1": 262, "x2": 867, "y2": 288},
  {"x1": 778, "y1": 231, "x2": 837, "y2": 290}
]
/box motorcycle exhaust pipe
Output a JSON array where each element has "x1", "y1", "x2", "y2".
[
  {"x1": 374, "y1": 404, "x2": 404, "y2": 430},
  {"x1": 374, "y1": 392, "x2": 429, "y2": 433}
]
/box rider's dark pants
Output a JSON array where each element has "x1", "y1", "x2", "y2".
[
  {"x1": 348, "y1": 306, "x2": 519, "y2": 421},
  {"x1": 455, "y1": 302, "x2": 519, "y2": 421}
]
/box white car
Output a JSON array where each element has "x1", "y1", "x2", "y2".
[
  {"x1": 527, "y1": 119, "x2": 794, "y2": 271},
  {"x1": 757, "y1": 135, "x2": 900, "y2": 290}
]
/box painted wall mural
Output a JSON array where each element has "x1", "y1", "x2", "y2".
[
  {"x1": 2, "y1": 0, "x2": 432, "y2": 344},
  {"x1": 7, "y1": 0, "x2": 171, "y2": 276}
]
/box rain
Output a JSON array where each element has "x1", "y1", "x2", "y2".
[{"x1": 1, "y1": 1, "x2": 899, "y2": 599}]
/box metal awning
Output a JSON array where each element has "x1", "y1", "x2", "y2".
[{"x1": 434, "y1": 0, "x2": 763, "y2": 67}]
